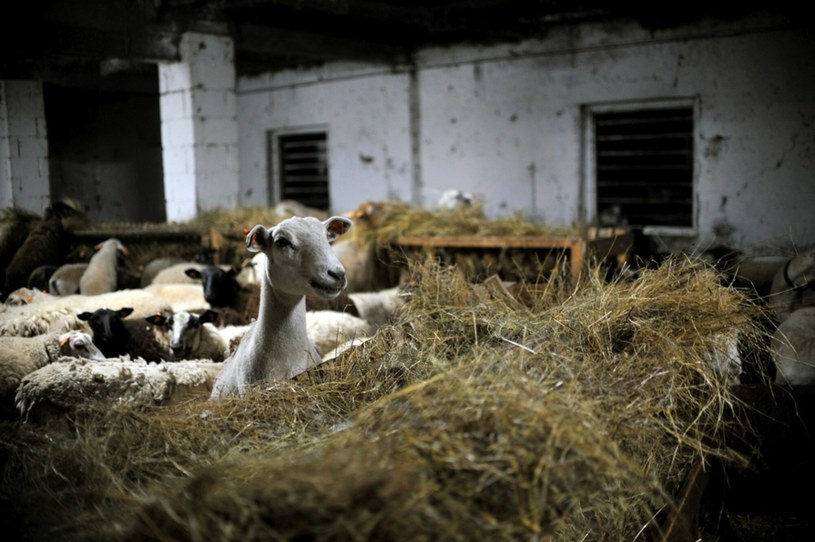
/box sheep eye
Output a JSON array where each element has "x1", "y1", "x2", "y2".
[{"x1": 274, "y1": 237, "x2": 292, "y2": 249}]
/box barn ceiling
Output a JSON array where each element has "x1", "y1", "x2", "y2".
[{"x1": 0, "y1": 0, "x2": 797, "y2": 89}]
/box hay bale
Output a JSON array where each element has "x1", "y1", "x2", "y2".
[{"x1": 0, "y1": 256, "x2": 768, "y2": 541}]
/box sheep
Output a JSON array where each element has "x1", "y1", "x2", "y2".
[
  {"x1": 184, "y1": 265, "x2": 261, "y2": 326},
  {"x1": 772, "y1": 307, "x2": 815, "y2": 387},
  {"x1": 3, "y1": 287, "x2": 53, "y2": 306},
  {"x1": 306, "y1": 310, "x2": 374, "y2": 357},
  {"x1": 767, "y1": 251, "x2": 815, "y2": 323},
  {"x1": 57, "y1": 330, "x2": 106, "y2": 361},
  {"x1": 0, "y1": 207, "x2": 41, "y2": 297},
  {"x1": 436, "y1": 188, "x2": 475, "y2": 210},
  {"x1": 210, "y1": 215, "x2": 353, "y2": 399},
  {"x1": 0, "y1": 330, "x2": 105, "y2": 419},
  {"x1": 3, "y1": 209, "x2": 67, "y2": 300},
  {"x1": 79, "y1": 238, "x2": 127, "y2": 295},
  {"x1": 272, "y1": 199, "x2": 328, "y2": 219},
  {"x1": 144, "y1": 283, "x2": 209, "y2": 313},
  {"x1": 78, "y1": 307, "x2": 169, "y2": 362},
  {"x1": 15, "y1": 358, "x2": 222, "y2": 425},
  {"x1": 140, "y1": 256, "x2": 187, "y2": 287},
  {"x1": 48, "y1": 263, "x2": 89, "y2": 296},
  {"x1": 27, "y1": 264, "x2": 60, "y2": 292},
  {"x1": 149, "y1": 262, "x2": 210, "y2": 285},
  {"x1": 146, "y1": 310, "x2": 228, "y2": 362},
  {"x1": 348, "y1": 287, "x2": 406, "y2": 328},
  {"x1": 188, "y1": 262, "x2": 363, "y2": 325},
  {"x1": 0, "y1": 289, "x2": 172, "y2": 337}
]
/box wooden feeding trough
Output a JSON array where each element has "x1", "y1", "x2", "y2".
[{"x1": 393, "y1": 227, "x2": 634, "y2": 283}]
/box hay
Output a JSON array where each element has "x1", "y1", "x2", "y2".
[
  {"x1": 0, "y1": 256, "x2": 767, "y2": 541},
  {"x1": 349, "y1": 201, "x2": 579, "y2": 248}
]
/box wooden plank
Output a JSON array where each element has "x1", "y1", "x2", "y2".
[
  {"x1": 394, "y1": 232, "x2": 632, "y2": 282},
  {"x1": 394, "y1": 235, "x2": 581, "y2": 249},
  {"x1": 70, "y1": 229, "x2": 206, "y2": 242}
]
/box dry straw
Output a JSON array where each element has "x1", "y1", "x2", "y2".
[{"x1": 0, "y1": 252, "x2": 767, "y2": 541}]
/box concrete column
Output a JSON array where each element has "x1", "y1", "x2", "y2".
[
  {"x1": 0, "y1": 80, "x2": 50, "y2": 214},
  {"x1": 159, "y1": 32, "x2": 239, "y2": 222}
]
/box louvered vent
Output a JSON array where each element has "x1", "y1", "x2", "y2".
[
  {"x1": 595, "y1": 107, "x2": 693, "y2": 228},
  {"x1": 278, "y1": 132, "x2": 330, "y2": 210}
]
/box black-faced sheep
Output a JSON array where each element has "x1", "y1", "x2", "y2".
[
  {"x1": 0, "y1": 289, "x2": 172, "y2": 338},
  {"x1": 146, "y1": 309, "x2": 228, "y2": 362},
  {"x1": 184, "y1": 265, "x2": 261, "y2": 326},
  {"x1": 80, "y1": 238, "x2": 127, "y2": 295},
  {"x1": 77, "y1": 307, "x2": 169, "y2": 362}
]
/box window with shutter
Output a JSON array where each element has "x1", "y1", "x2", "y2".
[
  {"x1": 273, "y1": 131, "x2": 330, "y2": 211},
  {"x1": 592, "y1": 106, "x2": 694, "y2": 229}
]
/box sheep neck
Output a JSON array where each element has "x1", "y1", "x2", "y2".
[{"x1": 250, "y1": 271, "x2": 315, "y2": 380}]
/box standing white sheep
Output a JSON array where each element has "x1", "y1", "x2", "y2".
[
  {"x1": 80, "y1": 238, "x2": 127, "y2": 296},
  {"x1": 210, "y1": 215, "x2": 353, "y2": 399}
]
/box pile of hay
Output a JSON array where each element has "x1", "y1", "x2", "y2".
[
  {"x1": 0, "y1": 256, "x2": 766, "y2": 541},
  {"x1": 348, "y1": 201, "x2": 579, "y2": 247}
]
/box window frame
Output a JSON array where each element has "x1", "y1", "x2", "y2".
[
  {"x1": 267, "y1": 125, "x2": 331, "y2": 209},
  {"x1": 582, "y1": 98, "x2": 699, "y2": 235}
]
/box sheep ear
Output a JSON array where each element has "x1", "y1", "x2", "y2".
[
  {"x1": 246, "y1": 225, "x2": 269, "y2": 253},
  {"x1": 185, "y1": 268, "x2": 202, "y2": 279},
  {"x1": 117, "y1": 307, "x2": 134, "y2": 318},
  {"x1": 145, "y1": 314, "x2": 167, "y2": 326},
  {"x1": 201, "y1": 309, "x2": 219, "y2": 324},
  {"x1": 77, "y1": 311, "x2": 92, "y2": 321},
  {"x1": 324, "y1": 216, "x2": 353, "y2": 242}
]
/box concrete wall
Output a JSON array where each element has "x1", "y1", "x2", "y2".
[
  {"x1": 0, "y1": 81, "x2": 50, "y2": 214},
  {"x1": 237, "y1": 14, "x2": 815, "y2": 252},
  {"x1": 238, "y1": 63, "x2": 414, "y2": 213}
]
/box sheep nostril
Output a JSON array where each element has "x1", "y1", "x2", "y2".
[{"x1": 328, "y1": 269, "x2": 346, "y2": 284}]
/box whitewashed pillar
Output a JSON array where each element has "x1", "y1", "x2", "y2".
[
  {"x1": 0, "y1": 80, "x2": 50, "y2": 214},
  {"x1": 159, "y1": 32, "x2": 239, "y2": 222}
]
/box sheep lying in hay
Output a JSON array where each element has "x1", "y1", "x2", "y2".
[
  {"x1": 0, "y1": 257, "x2": 777, "y2": 541},
  {"x1": 78, "y1": 307, "x2": 169, "y2": 362},
  {"x1": 0, "y1": 330, "x2": 104, "y2": 419},
  {"x1": 0, "y1": 288, "x2": 172, "y2": 337},
  {"x1": 15, "y1": 358, "x2": 221, "y2": 425},
  {"x1": 146, "y1": 309, "x2": 228, "y2": 362}
]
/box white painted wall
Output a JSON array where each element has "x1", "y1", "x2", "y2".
[
  {"x1": 238, "y1": 63, "x2": 414, "y2": 214},
  {"x1": 237, "y1": 14, "x2": 815, "y2": 252}
]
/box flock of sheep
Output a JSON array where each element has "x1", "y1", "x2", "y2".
[
  {"x1": 0, "y1": 203, "x2": 405, "y2": 422},
  {"x1": 1, "y1": 196, "x2": 814, "y2": 424}
]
